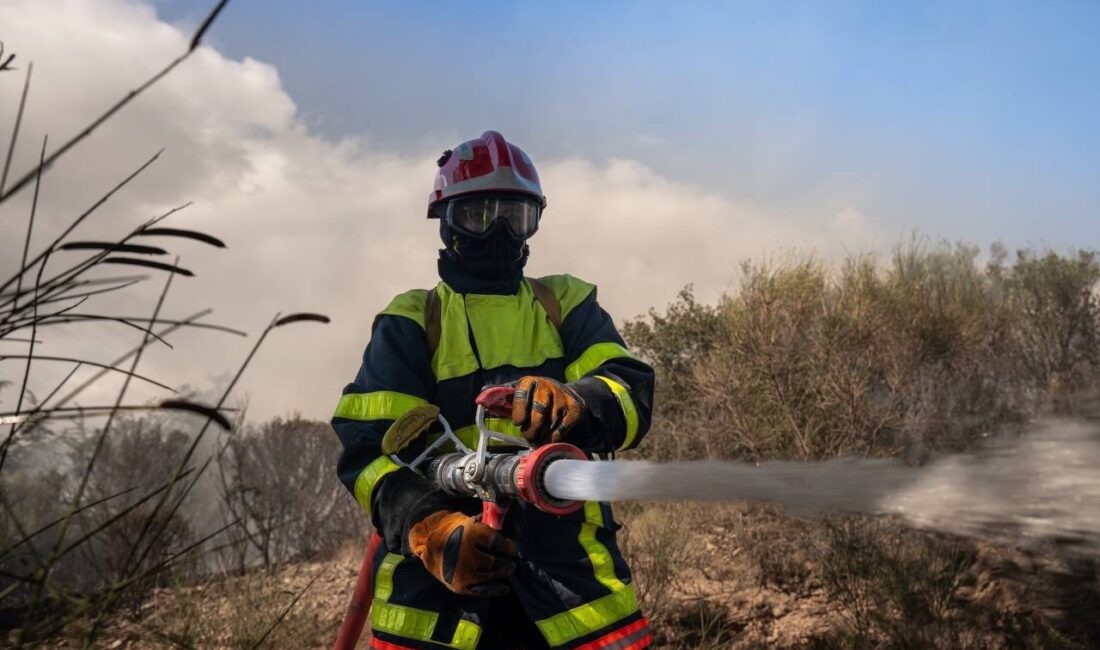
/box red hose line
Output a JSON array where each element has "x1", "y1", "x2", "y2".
[{"x1": 333, "y1": 530, "x2": 382, "y2": 650}]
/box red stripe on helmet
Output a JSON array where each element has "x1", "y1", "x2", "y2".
[
  {"x1": 428, "y1": 131, "x2": 544, "y2": 215},
  {"x1": 481, "y1": 130, "x2": 513, "y2": 167}
]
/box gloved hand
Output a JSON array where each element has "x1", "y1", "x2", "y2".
[
  {"x1": 510, "y1": 376, "x2": 586, "y2": 446},
  {"x1": 407, "y1": 510, "x2": 518, "y2": 596}
]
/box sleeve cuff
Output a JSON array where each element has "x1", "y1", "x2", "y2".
[
  {"x1": 371, "y1": 466, "x2": 452, "y2": 554},
  {"x1": 568, "y1": 375, "x2": 628, "y2": 453}
]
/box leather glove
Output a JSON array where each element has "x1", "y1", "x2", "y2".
[
  {"x1": 407, "y1": 510, "x2": 518, "y2": 596},
  {"x1": 510, "y1": 376, "x2": 586, "y2": 446}
]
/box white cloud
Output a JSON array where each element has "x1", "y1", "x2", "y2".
[{"x1": 0, "y1": 0, "x2": 877, "y2": 422}]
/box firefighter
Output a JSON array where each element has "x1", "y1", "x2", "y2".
[{"x1": 332, "y1": 131, "x2": 655, "y2": 649}]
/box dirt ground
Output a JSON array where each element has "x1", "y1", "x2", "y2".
[{"x1": 30, "y1": 503, "x2": 1100, "y2": 649}]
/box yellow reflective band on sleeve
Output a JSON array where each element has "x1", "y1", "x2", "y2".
[
  {"x1": 370, "y1": 552, "x2": 482, "y2": 650},
  {"x1": 535, "y1": 501, "x2": 639, "y2": 646},
  {"x1": 352, "y1": 456, "x2": 400, "y2": 517},
  {"x1": 595, "y1": 376, "x2": 640, "y2": 451},
  {"x1": 454, "y1": 418, "x2": 524, "y2": 450},
  {"x1": 565, "y1": 342, "x2": 637, "y2": 382},
  {"x1": 333, "y1": 391, "x2": 427, "y2": 421},
  {"x1": 535, "y1": 585, "x2": 638, "y2": 647}
]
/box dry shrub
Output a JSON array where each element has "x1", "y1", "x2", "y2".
[
  {"x1": 733, "y1": 504, "x2": 820, "y2": 597},
  {"x1": 812, "y1": 516, "x2": 1092, "y2": 650},
  {"x1": 617, "y1": 502, "x2": 692, "y2": 625},
  {"x1": 661, "y1": 598, "x2": 741, "y2": 650},
  {"x1": 64, "y1": 418, "x2": 196, "y2": 602},
  {"x1": 625, "y1": 241, "x2": 1100, "y2": 462},
  {"x1": 217, "y1": 414, "x2": 364, "y2": 570},
  {"x1": 622, "y1": 241, "x2": 1100, "y2": 648},
  {"x1": 816, "y1": 517, "x2": 977, "y2": 648}
]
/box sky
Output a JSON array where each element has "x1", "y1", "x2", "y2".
[{"x1": 0, "y1": 0, "x2": 1097, "y2": 423}]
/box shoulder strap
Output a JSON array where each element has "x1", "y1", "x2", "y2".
[
  {"x1": 527, "y1": 277, "x2": 562, "y2": 330},
  {"x1": 424, "y1": 286, "x2": 442, "y2": 355}
]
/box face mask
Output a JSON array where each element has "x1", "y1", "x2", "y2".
[{"x1": 443, "y1": 220, "x2": 529, "y2": 277}]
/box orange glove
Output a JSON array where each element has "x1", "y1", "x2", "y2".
[
  {"x1": 510, "y1": 376, "x2": 586, "y2": 446},
  {"x1": 407, "y1": 510, "x2": 518, "y2": 596}
]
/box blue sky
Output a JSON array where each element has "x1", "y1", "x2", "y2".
[{"x1": 152, "y1": 0, "x2": 1100, "y2": 248}]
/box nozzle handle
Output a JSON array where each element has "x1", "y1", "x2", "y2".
[
  {"x1": 482, "y1": 501, "x2": 508, "y2": 531},
  {"x1": 475, "y1": 385, "x2": 516, "y2": 418}
]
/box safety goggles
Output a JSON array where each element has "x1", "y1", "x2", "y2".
[{"x1": 445, "y1": 194, "x2": 542, "y2": 239}]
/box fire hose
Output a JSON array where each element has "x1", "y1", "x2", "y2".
[{"x1": 333, "y1": 385, "x2": 586, "y2": 649}]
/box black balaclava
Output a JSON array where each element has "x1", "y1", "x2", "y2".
[{"x1": 439, "y1": 218, "x2": 530, "y2": 280}]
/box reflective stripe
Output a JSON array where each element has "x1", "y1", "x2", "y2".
[
  {"x1": 452, "y1": 620, "x2": 482, "y2": 649},
  {"x1": 353, "y1": 456, "x2": 400, "y2": 516},
  {"x1": 537, "y1": 502, "x2": 638, "y2": 646},
  {"x1": 535, "y1": 274, "x2": 596, "y2": 321},
  {"x1": 371, "y1": 552, "x2": 482, "y2": 650},
  {"x1": 595, "y1": 376, "x2": 640, "y2": 451},
  {"x1": 371, "y1": 604, "x2": 437, "y2": 645},
  {"x1": 378, "y1": 289, "x2": 429, "y2": 329},
  {"x1": 333, "y1": 391, "x2": 426, "y2": 421},
  {"x1": 373, "y1": 552, "x2": 401, "y2": 603},
  {"x1": 580, "y1": 502, "x2": 627, "y2": 592},
  {"x1": 536, "y1": 586, "x2": 639, "y2": 647},
  {"x1": 566, "y1": 342, "x2": 637, "y2": 382}
]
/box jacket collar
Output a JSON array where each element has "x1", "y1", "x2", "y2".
[{"x1": 436, "y1": 251, "x2": 525, "y2": 295}]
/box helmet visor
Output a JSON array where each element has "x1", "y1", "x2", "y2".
[{"x1": 446, "y1": 195, "x2": 541, "y2": 239}]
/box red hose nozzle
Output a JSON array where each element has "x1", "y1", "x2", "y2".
[{"x1": 516, "y1": 443, "x2": 586, "y2": 516}]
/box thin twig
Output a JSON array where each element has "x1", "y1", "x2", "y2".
[
  {"x1": 0, "y1": 202, "x2": 192, "y2": 315},
  {"x1": 0, "y1": 355, "x2": 177, "y2": 393},
  {"x1": 12, "y1": 135, "x2": 47, "y2": 313},
  {"x1": 1, "y1": 313, "x2": 173, "y2": 349},
  {"x1": 121, "y1": 310, "x2": 327, "y2": 590},
  {"x1": 250, "y1": 564, "x2": 329, "y2": 649},
  {"x1": 1, "y1": 138, "x2": 48, "y2": 474},
  {"x1": 1, "y1": 485, "x2": 139, "y2": 560},
  {"x1": 0, "y1": 275, "x2": 148, "y2": 299},
  {"x1": 51, "y1": 309, "x2": 214, "y2": 409},
  {"x1": 0, "y1": 404, "x2": 238, "y2": 426},
  {"x1": 0, "y1": 61, "x2": 31, "y2": 194},
  {"x1": 4, "y1": 313, "x2": 243, "y2": 338},
  {"x1": 0, "y1": 149, "x2": 164, "y2": 296},
  {"x1": 31, "y1": 277, "x2": 144, "y2": 306},
  {"x1": 37, "y1": 256, "x2": 181, "y2": 615},
  {"x1": 4, "y1": 362, "x2": 82, "y2": 436}
]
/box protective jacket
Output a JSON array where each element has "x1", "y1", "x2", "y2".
[{"x1": 332, "y1": 258, "x2": 655, "y2": 650}]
